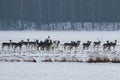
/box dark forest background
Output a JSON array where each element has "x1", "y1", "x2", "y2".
[{"x1": 0, "y1": 0, "x2": 120, "y2": 31}]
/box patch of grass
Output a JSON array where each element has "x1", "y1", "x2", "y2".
[
  {"x1": 10, "y1": 59, "x2": 21, "y2": 62},
  {"x1": 87, "y1": 57, "x2": 95, "y2": 63},
  {"x1": 59, "y1": 58, "x2": 67, "y2": 62},
  {"x1": 67, "y1": 59, "x2": 82, "y2": 62},
  {"x1": 23, "y1": 59, "x2": 36, "y2": 63},
  {"x1": 111, "y1": 58, "x2": 120, "y2": 63},
  {"x1": 95, "y1": 57, "x2": 110, "y2": 62},
  {"x1": 41, "y1": 58, "x2": 53, "y2": 62},
  {"x1": 87, "y1": 56, "x2": 110, "y2": 63},
  {"x1": 54, "y1": 57, "x2": 83, "y2": 62},
  {"x1": 54, "y1": 57, "x2": 67, "y2": 62}
]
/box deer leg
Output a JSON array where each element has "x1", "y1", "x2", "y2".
[
  {"x1": 108, "y1": 46, "x2": 110, "y2": 51},
  {"x1": 14, "y1": 46, "x2": 17, "y2": 51},
  {"x1": 37, "y1": 46, "x2": 39, "y2": 50},
  {"x1": 87, "y1": 47, "x2": 88, "y2": 50},
  {"x1": 2, "y1": 45, "x2": 4, "y2": 51},
  {"x1": 75, "y1": 47, "x2": 77, "y2": 52},
  {"x1": 47, "y1": 46, "x2": 49, "y2": 51},
  {"x1": 25, "y1": 44, "x2": 26, "y2": 49},
  {"x1": 83, "y1": 46, "x2": 84, "y2": 50},
  {"x1": 113, "y1": 46, "x2": 115, "y2": 51},
  {"x1": 64, "y1": 46, "x2": 65, "y2": 50},
  {"x1": 93, "y1": 45, "x2": 95, "y2": 50},
  {"x1": 52, "y1": 47, "x2": 54, "y2": 51},
  {"x1": 70, "y1": 46, "x2": 72, "y2": 50},
  {"x1": 8, "y1": 46, "x2": 10, "y2": 51},
  {"x1": 34, "y1": 45, "x2": 36, "y2": 50},
  {"x1": 20, "y1": 46, "x2": 22, "y2": 50},
  {"x1": 42, "y1": 46, "x2": 44, "y2": 51},
  {"x1": 28, "y1": 44, "x2": 30, "y2": 49},
  {"x1": 103, "y1": 46, "x2": 105, "y2": 51}
]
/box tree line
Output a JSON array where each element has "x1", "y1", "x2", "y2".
[{"x1": 0, "y1": 0, "x2": 120, "y2": 30}]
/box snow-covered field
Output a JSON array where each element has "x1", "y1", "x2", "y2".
[
  {"x1": 0, "y1": 31, "x2": 120, "y2": 42},
  {"x1": 0, "y1": 62, "x2": 120, "y2": 80},
  {"x1": 0, "y1": 31, "x2": 120, "y2": 80},
  {"x1": 0, "y1": 31, "x2": 120, "y2": 62}
]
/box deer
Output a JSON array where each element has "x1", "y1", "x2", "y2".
[
  {"x1": 64, "y1": 41, "x2": 72, "y2": 50},
  {"x1": 22, "y1": 39, "x2": 29, "y2": 49},
  {"x1": 103, "y1": 41, "x2": 111, "y2": 51},
  {"x1": 28, "y1": 40, "x2": 38, "y2": 49},
  {"x1": 11, "y1": 41, "x2": 18, "y2": 51},
  {"x1": 109, "y1": 40, "x2": 117, "y2": 50},
  {"x1": 44, "y1": 40, "x2": 53, "y2": 51},
  {"x1": 13, "y1": 40, "x2": 23, "y2": 51},
  {"x1": 70, "y1": 41, "x2": 80, "y2": 50},
  {"x1": 93, "y1": 41, "x2": 101, "y2": 49},
  {"x1": 37, "y1": 39, "x2": 53, "y2": 51},
  {"x1": 2, "y1": 40, "x2": 12, "y2": 50},
  {"x1": 83, "y1": 41, "x2": 91, "y2": 50},
  {"x1": 36, "y1": 40, "x2": 44, "y2": 50},
  {"x1": 50, "y1": 40, "x2": 60, "y2": 51}
]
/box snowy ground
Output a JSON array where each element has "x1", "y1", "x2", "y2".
[
  {"x1": 0, "y1": 31, "x2": 120, "y2": 42},
  {"x1": 0, "y1": 31, "x2": 120, "y2": 62},
  {"x1": 0, "y1": 31, "x2": 120, "y2": 80},
  {"x1": 0, "y1": 62, "x2": 120, "y2": 80}
]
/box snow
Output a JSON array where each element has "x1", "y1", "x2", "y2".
[
  {"x1": 0, "y1": 62, "x2": 120, "y2": 80},
  {"x1": 0, "y1": 31, "x2": 120, "y2": 42},
  {"x1": 0, "y1": 31, "x2": 120, "y2": 80},
  {"x1": 0, "y1": 31, "x2": 120, "y2": 62}
]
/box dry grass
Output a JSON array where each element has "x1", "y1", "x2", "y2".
[
  {"x1": 66, "y1": 59, "x2": 78, "y2": 62},
  {"x1": 95, "y1": 56, "x2": 110, "y2": 62},
  {"x1": 54, "y1": 57, "x2": 83, "y2": 62},
  {"x1": 87, "y1": 57, "x2": 95, "y2": 63},
  {"x1": 59, "y1": 57, "x2": 67, "y2": 62},
  {"x1": 87, "y1": 56, "x2": 110, "y2": 63},
  {"x1": 10, "y1": 59, "x2": 21, "y2": 62},
  {"x1": 41, "y1": 58, "x2": 53, "y2": 62},
  {"x1": 111, "y1": 58, "x2": 120, "y2": 63},
  {"x1": 23, "y1": 59, "x2": 37, "y2": 62},
  {"x1": 0, "y1": 59, "x2": 21, "y2": 62}
]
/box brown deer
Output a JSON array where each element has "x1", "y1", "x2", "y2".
[{"x1": 50, "y1": 40, "x2": 60, "y2": 50}]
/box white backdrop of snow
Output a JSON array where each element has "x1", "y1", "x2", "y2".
[{"x1": 0, "y1": 31, "x2": 120, "y2": 80}]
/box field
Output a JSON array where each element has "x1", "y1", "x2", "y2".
[
  {"x1": 0, "y1": 62, "x2": 120, "y2": 80},
  {"x1": 0, "y1": 31, "x2": 120, "y2": 80},
  {"x1": 0, "y1": 31, "x2": 120, "y2": 62}
]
